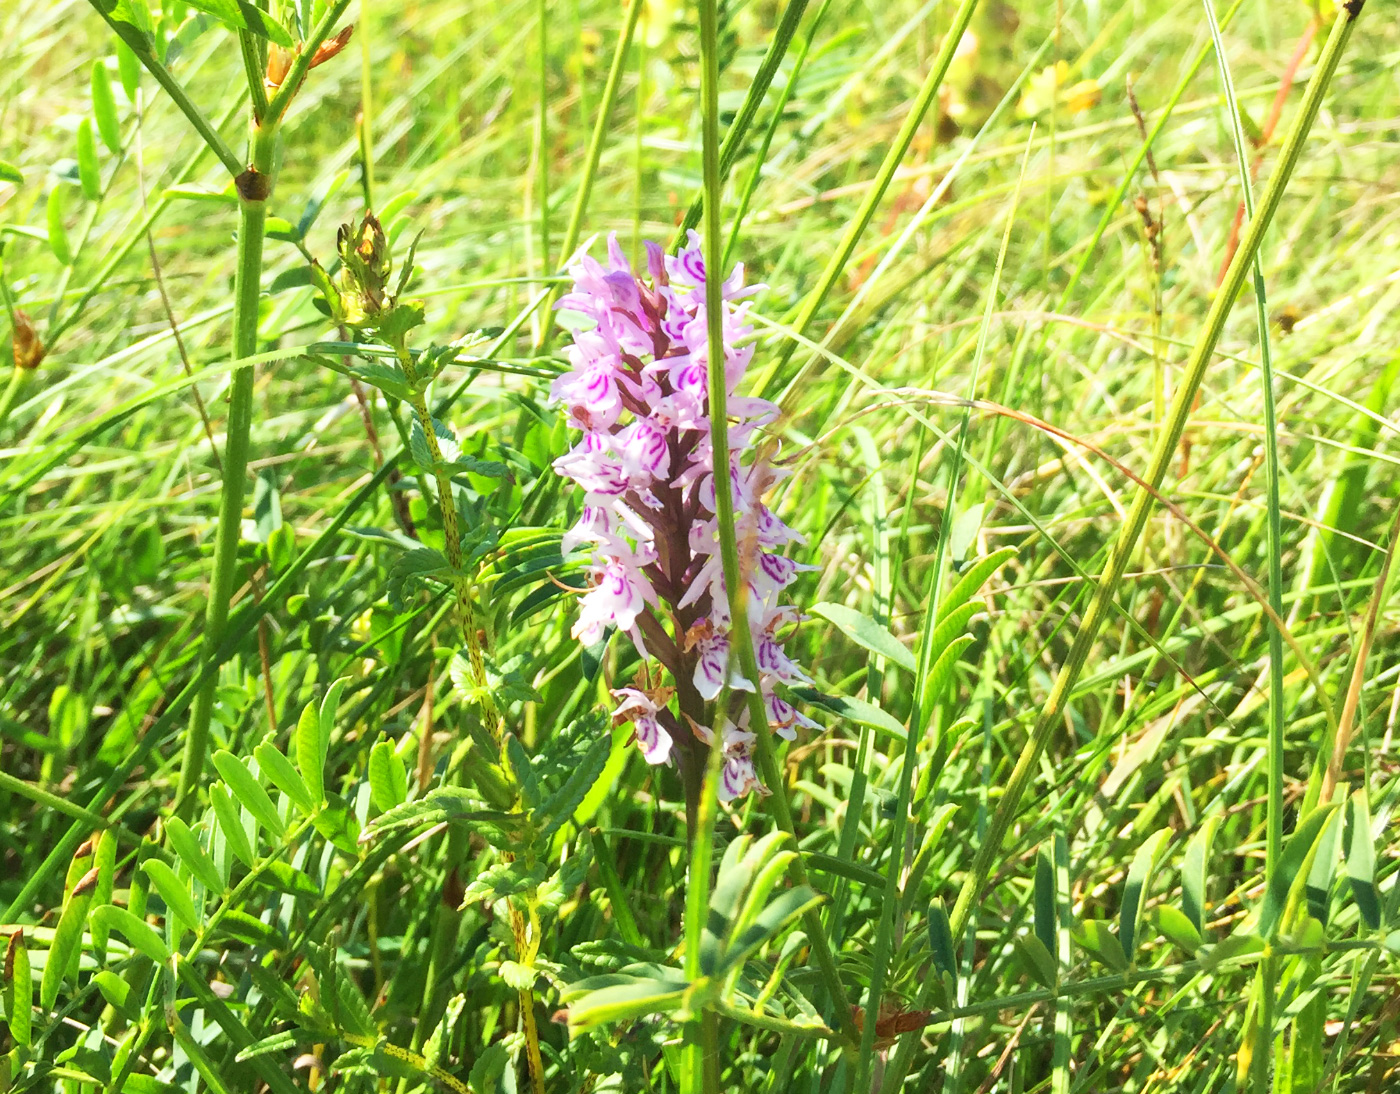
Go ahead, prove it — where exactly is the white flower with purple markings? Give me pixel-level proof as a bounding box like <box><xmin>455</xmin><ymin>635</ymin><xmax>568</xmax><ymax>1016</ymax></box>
<box><xmin>549</xmin><ymin>232</ymin><xmax>815</xmax><ymax>804</ymax></box>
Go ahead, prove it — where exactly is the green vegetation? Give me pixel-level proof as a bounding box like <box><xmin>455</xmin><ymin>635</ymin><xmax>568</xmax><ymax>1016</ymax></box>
<box><xmin>1</xmin><ymin>0</ymin><xmax>1396</xmax><ymax>1091</ymax></box>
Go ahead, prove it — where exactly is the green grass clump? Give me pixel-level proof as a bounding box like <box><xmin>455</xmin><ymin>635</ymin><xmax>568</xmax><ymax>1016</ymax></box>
<box><xmin>1</xmin><ymin>0</ymin><xmax>1397</xmax><ymax>1091</ymax></box>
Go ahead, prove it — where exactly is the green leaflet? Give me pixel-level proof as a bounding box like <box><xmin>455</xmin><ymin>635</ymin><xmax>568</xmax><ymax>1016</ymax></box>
<box><xmin>1120</xmin><ymin>828</ymin><xmax>1172</xmax><ymax>961</ymax></box>
<box><xmin>90</xmin><ymin>905</ymin><xmax>170</xmax><ymax>964</ymax></box>
<box><xmin>90</xmin><ymin>61</ymin><xmax>121</xmax><ymax>152</ymax></box>
<box><xmin>76</xmin><ymin>118</ymin><xmax>101</xmax><ymax>200</ymax></box>
<box><xmin>1181</xmin><ymin>812</ymin><xmax>1223</xmax><ymax>935</ymax></box>
<box><xmin>4</xmin><ymin>930</ymin><xmax>32</xmax><ymax>1046</ymax></box>
<box><xmin>140</xmin><ymin>859</ymin><xmax>199</xmax><ymax>936</ymax></box>
<box><xmin>164</xmin><ymin>817</ymin><xmax>223</xmax><ymax>894</ymax></box>
<box><xmin>809</xmin><ymin>602</ymin><xmax>916</xmax><ymax>672</ymax></box>
<box><xmin>254</xmin><ymin>738</ymin><xmax>315</xmax><ymax>816</ymax></box>
<box><xmin>213</xmin><ymin>750</ymin><xmax>286</xmax><ymax>839</ymax></box>
<box><xmin>179</xmin><ymin>0</ymin><xmax>293</xmax><ymax>45</ymax></box>
<box><xmin>368</xmin><ymin>738</ymin><xmax>409</xmax><ymax>812</ymax></box>
<box><xmin>1258</xmin><ymin>804</ymin><xmax>1338</xmax><ymax>940</ymax></box>
<box><xmin>1345</xmin><ymin>789</ymin><xmax>1380</xmax><ymax>930</ymax></box>
<box><xmin>1072</xmin><ymin>919</ymin><xmax>1127</xmax><ymax>973</ymax></box>
<box><xmin>210</xmin><ymin>782</ymin><xmax>256</xmax><ymax>867</ymax></box>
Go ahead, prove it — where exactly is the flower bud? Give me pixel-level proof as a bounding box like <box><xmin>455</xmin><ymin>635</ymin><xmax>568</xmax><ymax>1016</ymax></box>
<box><xmin>265</xmin><ymin>44</ymin><xmax>293</xmax><ymax>90</ymax></box>
<box><xmin>336</xmin><ymin>212</ymin><xmax>392</xmax><ymax>324</ymax></box>
<box><xmin>310</xmin><ymin>26</ymin><xmax>354</xmax><ymax>70</ymax></box>
<box><xmin>11</xmin><ymin>309</ymin><xmax>44</xmax><ymax>370</ymax></box>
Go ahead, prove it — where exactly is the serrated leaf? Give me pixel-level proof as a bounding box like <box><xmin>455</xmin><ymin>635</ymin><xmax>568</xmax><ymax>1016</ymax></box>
<box><xmin>536</xmin><ymin>732</ymin><xmax>610</xmax><ymax>842</ymax></box>
<box><xmin>164</xmin><ymin>817</ymin><xmax>223</xmax><ymax>894</ymax></box>
<box><xmin>1182</xmin><ymin>812</ymin><xmax>1222</xmax><ymax>934</ymax></box>
<box><xmin>331</xmin><ymin>961</ymin><xmax>375</xmax><ymax>1038</ymax></box>
<box><xmin>1121</xmin><ymin>828</ymin><xmax>1171</xmax><ymax>961</ymax></box>
<box><xmin>1073</xmin><ymin>919</ymin><xmax>1127</xmax><ymax>972</ymax></box>
<box><xmin>91</xmin><ymin>62</ymin><xmax>121</xmax><ymax>152</ymax></box>
<box><xmin>234</xmin><ymin>1030</ymin><xmax>298</xmax><ymax>1062</ymax></box>
<box><xmin>254</xmin><ymin>739</ymin><xmax>314</xmax><ymax>816</ymax></box>
<box><xmin>500</xmin><ymin>960</ymin><xmax>537</xmax><ymax>991</ymax></box>
<box><xmin>180</xmin><ymin>0</ymin><xmax>293</xmax><ymax>44</ymax></box>
<box><xmin>246</xmin><ymin>962</ymin><xmax>303</xmax><ymax>1021</ymax></box>
<box><xmin>368</xmin><ymin>739</ymin><xmax>408</xmax><ymax>812</ymax></box>
<box><xmin>462</xmin><ymin>860</ymin><xmax>546</xmax><ymax>907</ymax></box>
<box><xmin>505</xmin><ymin>733</ymin><xmax>539</xmax><ymax>809</ymax></box>
<box><xmin>210</xmin><ymin>782</ymin><xmax>255</xmax><ymax>866</ymax></box>
<box><xmin>387</xmin><ymin>547</ymin><xmax>451</xmax><ymax>610</ymax></box>
<box><xmin>89</xmin><ymin>905</ymin><xmax>169</xmax><ymax>964</ymax></box>
<box><xmin>423</xmin><ymin>992</ymin><xmax>466</xmax><ymax>1070</ymax></box>
<box><xmin>213</xmin><ymin>750</ymin><xmax>285</xmax><ymax>839</ymax></box>
<box><xmin>810</xmin><ymin>603</ymin><xmax>916</xmax><ymax>672</ymax></box>
<box><xmin>1155</xmin><ymin>905</ymin><xmax>1203</xmax><ymax>953</ymax></box>
<box><xmin>409</xmin><ymin>418</ymin><xmax>434</xmax><ymax>471</ymax></box>
<box><xmin>76</xmin><ymin>118</ymin><xmax>101</xmax><ymax>200</ymax></box>
<box><xmin>140</xmin><ymin>859</ymin><xmax>199</xmax><ymax>936</ymax></box>
<box><xmin>1015</xmin><ymin>933</ymin><xmax>1057</xmax><ymax>989</ymax></box>
<box><xmin>362</xmin><ymin>787</ymin><xmax>525</xmax><ymax>848</ymax></box>
<box><xmin>1345</xmin><ymin>789</ymin><xmax>1380</xmax><ymax>930</ymax></box>
<box><xmin>1259</xmin><ymin>805</ymin><xmax>1338</xmax><ymax>940</ymax></box>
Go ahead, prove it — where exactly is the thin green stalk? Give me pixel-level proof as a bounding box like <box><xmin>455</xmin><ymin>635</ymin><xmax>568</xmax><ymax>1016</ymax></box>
<box><xmin>46</xmin><ymin>96</ymin><xmax>247</xmax><ymax>351</ymax></box>
<box><xmin>359</xmin><ymin>0</ymin><xmax>376</xmax><ymax>210</ymax></box>
<box><xmin>882</xmin><ymin>4</ymin><xmax>1366</xmax><ymax>1086</ymax></box>
<box><xmin>0</xmin><ymin>296</ymin><xmax>548</xmax><ymax>923</ymax></box>
<box><xmin>754</xmin><ymin>0</ymin><xmax>982</xmax><ymax>397</ymax></box>
<box><xmin>944</xmin><ymin>0</ymin><xmax>1361</xmax><ymax>946</ymax></box>
<box><xmin>540</xmin><ymin>0</ymin><xmax>644</xmax><ymax>336</ymax></box>
<box><xmin>174</xmin><ymin>122</ymin><xmax>276</xmax><ymax>818</ymax></box>
<box><xmin>0</xmin><ymin>770</ymin><xmax>111</xmax><ymax>828</ymax></box>
<box><xmin>858</xmin><ymin>132</ymin><xmax>1029</xmax><ymax>1094</ymax></box>
<box><xmin>686</xmin><ymin>8</ymin><xmax>732</xmax><ymax>1090</ymax></box>
<box><xmin>536</xmin><ymin>0</ymin><xmax>551</xmax><ymax>281</ymax></box>
<box><xmin>696</xmin><ymin>0</ymin><xmax>859</xmax><ymax>1053</ymax></box>
<box><xmin>174</xmin><ymin>0</ymin><xmax>355</xmax><ymax>818</ymax></box>
<box><xmin>1204</xmin><ymin>4</ymin><xmax>1285</xmax><ymax>1086</ymax></box>
<box><xmin>84</xmin><ymin>1</ymin><xmax>243</xmax><ymax>177</ymax></box>
<box><xmin>0</xmin><ymin>366</ymin><xmax>25</xmax><ymax>435</ymax></box>
<box><xmin>722</xmin><ymin>0</ymin><xmax>832</xmax><ymax>271</ymax></box>
<box><xmin>682</xmin><ymin>724</ymin><xmax>725</xmax><ymax>1094</ymax></box>
<box><xmin>674</xmin><ymin>0</ymin><xmax>812</xmax><ymax>249</ymax></box>
<box><xmin>1054</xmin><ymin>0</ymin><xmax>1248</xmax><ymax>314</ymax></box>
<box><xmin>1205</xmin><ymin>0</ymin><xmax>1285</xmax><ymax>887</ymax></box>
<box><xmin>238</xmin><ymin>31</ymin><xmax>270</xmax><ymax>123</ymax></box>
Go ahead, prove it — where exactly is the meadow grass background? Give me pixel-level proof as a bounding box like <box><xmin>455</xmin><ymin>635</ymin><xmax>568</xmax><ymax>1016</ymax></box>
<box><xmin>1</xmin><ymin>0</ymin><xmax>1399</xmax><ymax>1090</ymax></box>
